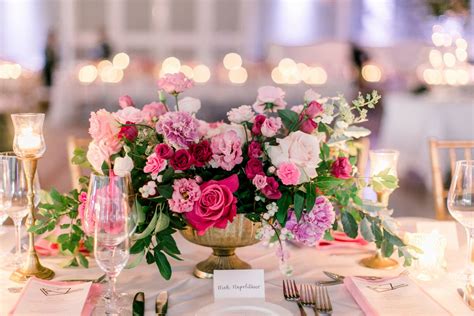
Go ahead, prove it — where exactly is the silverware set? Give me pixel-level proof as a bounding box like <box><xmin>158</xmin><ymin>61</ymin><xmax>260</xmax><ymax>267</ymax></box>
<box><xmin>283</xmin><ymin>279</ymin><xmax>333</xmax><ymax>316</ymax></box>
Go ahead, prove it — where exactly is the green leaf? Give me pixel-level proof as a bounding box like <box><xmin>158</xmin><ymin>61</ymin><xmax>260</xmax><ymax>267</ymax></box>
<box><xmin>316</xmin><ymin>176</ymin><xmax>345</xmax><ymax>190</ymax></box>
<box><xmin>154</xmin><ymin>251</ymin><xmax>172</xmax><ymax>280</ymax></box>
<box><xmin>157</xmin><ymin>185</ymin><xmax>173</xmax><ymax>199</ymax></box>
<box><xmin>305</xmin><ymin>183</ymin><xmax>316</xmax><ymax>211</ymax></box>
<box><xmin>130</xmin><ymin>238</ymin><xmax>147</xmax><ymax>255</ymax></box>
<box><xmin>161</xmin><ymin>167</ymin><xmax>175</xmax><ymax>183</ymax></box>
<box><xmin>57</xmin><ymin>233</ymin><xmax>69</xmax><ymax>244</ymax></box>
<box><xmin>146</xmin><ymin>251</ymin><xmax>154</xmax><ymax>264</ymax></box>
<box><xmin>381</xmin><ymin>240</ymin><xmax>394</xmax><ymax>257</ymax></box>
<box><xmin>133</xmin><ymin>210</ymin><xmax>158</xmax><ymax>240</ymax></box>
<box><xmin>294</xmin><ymin>191</ymin><xmax>305</xmax><ymax>221</ymax></box>
<box><xmin>384</xmin><ymin>229</ymin><xmax>404</xmax><ymax>247</ymax></box>
<box><xmin>50</xmin><ymin>188</ymin><xmax>63</xmax><ymax>203</ymax></box>
<box><xmin>323</xmin><ymin>230</ymin><xmax>334</xmax><ymax>241</ymax></box>
<box><xmin>77</xmin><ymin>252</ymin><xmax>89</xmax><ymax>268</ymax></box>
<box><xmin>321</xmin><ymin>143</ymin><xmax>330</xmax><ymax>160</ymax></box>
<box><xmin>84</xmin><ymin>237</ymin><xmax>94</xmax><ymax>252</ymax></box>
<box><xmin>276</xmin><ymin>192</ymin><xmax>291</xmax><ymax>225</ymax></box>
<box><xmin>126</xmin><ymin>251</ymin><xmax>144</xmax><ymax>269</ymax></box>
<box><xmin>154</xmin><ymin>211</ymin><xmax>170</xmax><ymax>234</ymax></box>
<box><xmin>135</xmin><ymin>200</ymin><xmax>146</xmax><ymax>225</ymax></box>
<box><xmin>341</xmin><ymin>211</ymin><xmax>358</xmax><ymax>238</ymax></box>
<box><xmin>71</xmin><ymin>148</ymin><xmax>87</xmax><ymax>165</ymax></box>
<box><xmin>371</xmin><ymin>221</ymin><xmax>383</xmax><ymax>248</ymax></box>
<box><xmin>360</xmin><ymin>217</ymin><xmax>374</xmax><ymax>242</ymax></box>
<box><xmin>277</xmin><ymin>109</ymin><xmax>300</xmax><ymax>132</ymax></box>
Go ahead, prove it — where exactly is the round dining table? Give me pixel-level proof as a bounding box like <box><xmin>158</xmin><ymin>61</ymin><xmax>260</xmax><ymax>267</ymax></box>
<box><xmin>0</xmin><ymin>217</ymin><xmax>471</xmax><ymax>315</ymax></box>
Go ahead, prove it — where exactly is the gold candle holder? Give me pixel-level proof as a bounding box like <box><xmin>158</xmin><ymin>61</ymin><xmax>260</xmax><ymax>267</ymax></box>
<box><xmin>9</xmin><ymin>113</ymin><xmax>54</xmax><ymax>282</ymax></box>
<box><xmin>360</xmin><ymin>149</ymin><xmax>400</xmax><ymax>270</ymax></box>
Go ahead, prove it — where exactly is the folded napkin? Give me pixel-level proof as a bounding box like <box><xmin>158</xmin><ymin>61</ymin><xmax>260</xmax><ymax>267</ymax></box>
<box><xmin>344</xmin><ymin>275</ymin><xmax>449</xmax><ymax>316</ymax></box>
<box><xmin>9</xmin><ymin>278</ymin><xmax>102</xmax><ymax>316</ymax></box>
<box><xmin>317</xmin><ymin>231</ymin><xmax>369</xmax><ymax>248</ymax></box>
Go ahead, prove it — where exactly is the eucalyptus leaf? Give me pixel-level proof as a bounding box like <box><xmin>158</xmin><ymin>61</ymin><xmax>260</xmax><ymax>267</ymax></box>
<box><xmin>341</xmin><ymin>211</ymin><xmax>358</xmax><ymax>238</ymax></box>
<box><xmin>360</xmin><ymin>217</ymin><xmax>374</xmax><ymax>242</ymax></box>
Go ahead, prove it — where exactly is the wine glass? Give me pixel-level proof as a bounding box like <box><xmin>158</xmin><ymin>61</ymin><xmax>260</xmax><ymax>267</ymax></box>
<box><xmin>0</xmin><ymin>152</ymin><xmax>41</xmax><ymax>268</ymax></box>
<box><xmin>447</xmin><ymin>160</ymin><xmax>474</xmax><ymax>304</ymax></box>
<box><xmin>92</xmin><ymin>174</ymin><xmax>133</xmax><ymax>315</ymax></box>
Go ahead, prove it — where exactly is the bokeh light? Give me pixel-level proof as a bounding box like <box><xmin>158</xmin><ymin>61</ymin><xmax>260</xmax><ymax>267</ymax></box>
<box><xmin>161</xmin><ymin>57</ymin><xmax>181</xmax><ymax>74</ymax></box>
<box><xmin>112</xmin><ymin>52</ymin><xmax>130</xmax><ymax>70</ymax></box>
<box><xmin>361</xmin><ymin>64</ymin><xmax>382</xmax><ymax>82</ymax></box>
<box><xmin>228</xmin><ymin>67</ymin><xmax>248</xmax><ymax>84</ymax></box>
<box><xmin>193</xmin><ymin>64</ymin><xmax>211</xmax><ymax>83</ymax></box>
<box><xmin>180</xmin><ymin>65</ymin><xmax>194</xmax><ymax>78</ymax></box>
<box><xmin>223</xmin><ymin>53</ymin><xmax>242</xmax><ymax>70</ymax></box>
<box><xmin>78</xmin><ymin>65</ymin><xmax>98</xmax><ymax>83</ymax></box>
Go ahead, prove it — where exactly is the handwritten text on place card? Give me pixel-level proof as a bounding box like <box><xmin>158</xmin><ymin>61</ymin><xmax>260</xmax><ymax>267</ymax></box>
<box><xmin>213</xmin><ymin>269</ymin><xmax>265</xmax><ymax>300</ymax></box>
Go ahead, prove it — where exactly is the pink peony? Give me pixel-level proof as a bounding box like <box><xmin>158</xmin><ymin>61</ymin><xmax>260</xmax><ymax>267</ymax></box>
<box><xmin>168</xmin><ymin>178</ymin><xmax>201</xmax><ymax>213</ymax></box>
<box><xmin>157</xmin><ymin>72</ymin><xmax>194</xmax><ymax>95</ymax></box>
<box><xmin>331</xmin><ymin>157</ymin><xmax>352</xmax><ymax>179</ymax></box>
<box><xmin>253</xmin><ymin>86</ymin><xmax>287</xmax><ymax>113</ymax></box>
<box><xmin>252</xmin><ymin>174</ymin><xmax>267</xmax><ymax>190</ymax></box>
<box><xmin>261</xmin><ymin>177</ymin><xmax>282</xmax><ymax>200</ymax></box>
<box><xmin>285</xmin><ymin>196</ymin><xmax>335</xmax><ymax>246</ymax></box>
<box><xmin>88</xmin><ymin>109</ymin><xmax>120</xmax><ymax>142</ymax></box>
<box><xmin>156</xmin><ymin>111</ymin><xmax>200</xmax><ymax>149</ymax></box>
<box><xmin>210</xmin><ymin>130</ymin><xmax>243</xmax><ymax>171</ymax></box>
<box><xmin>245</xmin><ymin>158</ymin><xmax>264</xmax><ymax>180</ymax></box>
<box><xmin>119</xmin><ymin>95</ymin><xmax>134</xmax><ymax>109</ymax></box>
<box><xmin>114</xmin><ymin>106</ymin><xmax>144</xmax><ymax>124</ymax></box>
<box><xmin>185</xmin><ymin>174</ymin><xmax>239</xmax><ymax>235</ymax></box>
<box><xmin>144</xmin><ymin>153</ymin><xmax>167</xmax><ymax>177</ymax></box>
<box><xmin>227</xmin><ymin>105</ymin><xmax>255</xmax><ymax>124</ymax></box>
<box><xmin>155</xmin><ymin>143</ymin><xmax>174</xmax><ymax>159</ymax></box>
<box><xmin>142</xmin><ymin>102</ymin><xmax>167</xmax><ymax>123</ymax></box>
<box><xmin>248</xmin><ymin>141</ymin><xmax>263</xmax><ymax>158</ymax></box>
<box><xmin>261</xmin><ymin>117</ymin><xmax>282</xmax><ymax>137</ymax></box>
<box><xmin>276</xmin><ymin>162</ymin><xmax>301</xmax><ymax>185</ymax></box>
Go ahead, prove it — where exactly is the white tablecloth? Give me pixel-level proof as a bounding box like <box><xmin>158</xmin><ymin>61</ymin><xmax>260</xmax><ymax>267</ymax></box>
<box><xmin>378</xmin><ymin>91</ymin><xmax>474</xmax><ymax>189</ymax></box>
<box><xmin>0</xmin><ymin>218</ymin><xmax>471</xmax><ymax>315</ymax></box>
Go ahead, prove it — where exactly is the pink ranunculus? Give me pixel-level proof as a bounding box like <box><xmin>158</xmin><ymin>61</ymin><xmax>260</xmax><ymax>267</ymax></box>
<box><xmin>251</xmin><ymin>114</ymin><xmax>266</xmax><ymax>135</ymax></box>
<box><xmin>156</xmin><ymin>111</ymin><xmax>200</xmax><ymax>149</ymax></box>
<box><xmin>114</xmin><ymin>106</ymin><xmax>144</xmax><ymax>124</ymax></box>
<box><xmin>331</xmin><ymin>157</ymin><xmax>352</xmax><ymax>179</ymax></box>
<box><xmin>144</xmin><ymin>153</ymin><xmax>167</xmax><ymax>177</ymax></box>
<box><xmin>170</xmin><ymin>149</ymin><xmax>193</xmax><ymax>171</ymax></box>
<box><xmin>157</xmin><ymin>72</ymin><xmax>194</xmax><ymax>95</ymax></box>
<box><xmin>118</xmin><ymin>121</ymin><xmax>138</xmax><ymax>141</ymax></box>
<box><xmin>252</xmin><ymin>174</ymin><xmax>267</xmax><ymax>190</ymax></box>
<box><xmin>245</xmin><ymin>158</ymin><xmax>264</xmax><ymax>180</ymax></box>
<box><xmin>300</xmin><ymin>118</ymin><xmax>318</xmax><ymax>134</ymax></box>
<box><xmin>276</xmin><ymin>162</ymin><xmax>301</xmax><ymax>185</ymax></box>
<box><xmin>155</xmin><ymin>143</ymin><xmax>174</xmax><ymax>159</ymax></box>
<box><xmin>142</xmin><ymin>102</ymin><xmax>167</xmax><ymax>123</ymax></box>
<box><xmin>210</xmin><ymin>130</ymin><xmax>243</xmax><ymax>171</ymax></box>
<box><xmin>185</xmin><ymin>174</ymin><xmax>239</xmax><ymax>235</ymax></box>
<box><xmin>247</xmin><ymin>141</ymin><xmax>263</xmax><ymax>159</ymax></box>
<box><xmin>261</xmin><ymin>177</ymin><xmax>282</xmax><ymax>200</ymax></box>
<box><xmin>119</xmin><ymin>95</ymin><xmax>134</xmax><ymax>109</ymax></box>
<box><xmin>252</xmin><ymin>86</ymin><xmax>287</xmax><ymax>113</ymax></box>
<box><xmin>261</xmin><ymin>117</ymin><xmax>282</xmax><ymax>138</ymax></box>
<box><xmin>168</xmin><ymin>178</ymin><xmax>201</xmax><ymax>213</ymax></box>
<box><xmin>88</xmin><ymin>109</ymin><xmax>121</xmax><ymax>142</ymax></box>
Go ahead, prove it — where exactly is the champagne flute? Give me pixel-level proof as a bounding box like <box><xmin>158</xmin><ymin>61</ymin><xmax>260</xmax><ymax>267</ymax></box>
<box><xmin>0</xmin><ymin>152</ymin><xmax>41</xmax><ymax>267</ymax></box>
<box><xmin>93</xmin><ymin>174</ymin><xmax>133</xmax><ymax>315</ymax></box>
<box><xmin>447</xmin><ymin>160</ymin><xmax>474</xmax><ymax>304</ymax></box>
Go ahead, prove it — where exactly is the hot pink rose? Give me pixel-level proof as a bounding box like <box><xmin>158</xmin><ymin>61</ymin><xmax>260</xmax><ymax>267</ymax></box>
<box><xmin>252</xmin><ymin>174</ymin><xmax>267</xmax><ymax>190</ymax></box>
<box><xmin>253</xmin><ymin>86</ymin><xmax>287</xmax><ymax>113</ymax></box>
<box><xmin>247</xmin><ymin>141</ymin><xmax>262</xmax><ymax>158</ymax></box>
<box><xmin>118</xmin><ymin>121</ymin><xmax>138</xmax><ymax>141</ymax></box>
<box><xmin>276</xmin><ymin>162</ymin><xmax>301</xmax><ymax>185</ymax></box>
<box><xmin>157</xmin><ymin>72</ymin><xmax>194</xmax><ymax>95</ymax></box>
<box><xmin>119</xmin><ymin>95</ymin><xmax>134</xmax><ymax>109</ymax></box>
<box><xmin>185</xmin><ymin>174</ymin><xmax>239</xmax><ymax>235</ymax></box>
<box><xmin>331</xmin><ymin>157</ymin><xmax>352</xmax><ymax>179</ymax></box>
<box><xmin>142</xmin><ymin>102</ymin><xmax>167</xmax><ymax>123</ymax></box>
<box><xmin>170</xmin><ymin>149</ymin><xmax>193</xmax><ymax>171</ymax></box>
<box><xmin>155</xmin><ymin>143</ymin><xmax>174</xmax><ymax>159</ymax></box>
<box><xmin>251</xmin><ymin>115</ymin><xmax>266</xmax><ymax>135</ymax></box>
<box><xmin>144</xmin><ymin>153</ymin><xmax>167</xmax><ymax>177</ymax></box>
<box><xmin>169</xmin><ymin>178</ymin><xmax>201</xmax><ymax>213</ymax></box>
<box><xmin>245</xmin><ymin>158</ymin><xmax>264</xmax><ymax>180</ymax></box>
<box><xmin>261</xmin><ymin>117</ymin><xmax>282</xmax><ymax>137</ymax></box>
<box><xmin>261</xmin><ymin>177</ymin><xmax>282</xmax><ymax>200</ymax></box>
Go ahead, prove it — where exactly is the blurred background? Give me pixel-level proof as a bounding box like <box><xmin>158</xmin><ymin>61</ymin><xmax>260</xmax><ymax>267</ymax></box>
<box><xmin>0</xmin><ymin>0</ymin><xmax>473</xmax><ymax>218</ymax></box>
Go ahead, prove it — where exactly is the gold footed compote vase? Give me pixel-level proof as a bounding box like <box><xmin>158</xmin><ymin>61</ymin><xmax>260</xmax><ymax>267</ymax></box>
<box><xmin>180</xmin><ymin>214</ymin><xmax>261</xmax><ymax>279</ymax></box>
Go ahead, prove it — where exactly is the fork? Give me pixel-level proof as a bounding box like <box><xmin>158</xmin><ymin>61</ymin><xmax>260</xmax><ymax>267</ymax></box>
<box><xmin>315</xmin><ymin>284</ymin><xmax>333</xmax><ymax>316</ymax></box>
<box><xmin>283</xmin><ymin>279</ymin><xmax>307</xmax><ymax>316</ymax></box>
<box><xmin>299</xmin><ymin>284</ymin><xmax>317</xmax><ymax>314</ymax></box>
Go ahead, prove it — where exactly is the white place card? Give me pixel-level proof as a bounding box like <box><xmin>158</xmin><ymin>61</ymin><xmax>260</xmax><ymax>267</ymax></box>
<box><xmin>213</xmin><ymin>269</ymin><xmax>265</xmax><ymax>300</ymax></box>
<box><xmin>416</xmin><ymin>221</ymin><xmax>459</xmax><ymax>250</ymax></box>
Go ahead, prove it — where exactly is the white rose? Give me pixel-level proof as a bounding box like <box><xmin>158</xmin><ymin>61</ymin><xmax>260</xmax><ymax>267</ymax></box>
<box><xmin>179</xmin><ymin>97</ymin><xmax>201</xmax><ymax>114</ymax></box>
<box><xmin>267</xmin><ymin>131</ymin><xmax>321</xmax><ymax>183</ymax></box>
<box><xmin>304</xmin><ymin>89</ymin><xmax>321</xmax><ymax>102</ymax></box>
<box><xmin>227</xmin><ymin>105</ymin><xmax>255</xmax><ymax>123</ymax></box>
<box><xmin>113</xmin><ymin>155</ymin><xmax>134</xmax><ymax>177</ymax></box>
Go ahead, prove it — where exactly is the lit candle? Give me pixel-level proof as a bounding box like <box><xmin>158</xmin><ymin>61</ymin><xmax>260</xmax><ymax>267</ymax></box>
<box><xmin>369</xmin><ymin>149</ymin><xmax>399</xmax><ymax>177</ymax></box>
<box><xmin>11</xmin><ymin>113</ymin><xmax>46</xmax><ymax>159</ymax></box>
<box><xmin>17</xmin><ymin>127</ymin><xmax>41</xmax><ymax>151</ymax></box>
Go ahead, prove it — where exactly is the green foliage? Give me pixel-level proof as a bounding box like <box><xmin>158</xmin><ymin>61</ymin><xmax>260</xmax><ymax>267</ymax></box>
<box><xmin>277</xmin><ymin>109</ymin><xmax>300</xmax><ymax>132</ymax></box>
<box><xmin>341</xmin><ymin>211</ymin><xmax>358</xmax><ymax>238</ymax></box>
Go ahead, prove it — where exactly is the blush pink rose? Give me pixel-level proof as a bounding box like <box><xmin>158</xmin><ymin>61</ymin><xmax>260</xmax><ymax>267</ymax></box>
<box><xmin>261</xmin><ymin>177</ymin><xmax>282</xmax><ymax>200</ymax></box>
<box><xmin>119</xmin><ymin>95</ymin><xmax>134</xmax><ymax>109</ymax></box>
<box><xmin>157</xmin><ymin>72</ymin><xmax>194</xmax><ymax>95</ymax></box>
<box><xmin>331</xmin><ymin>157</ymin><xmax>352</xmax><ymax>179</ymax></box>
<box><xmin>169</xmin><ymin>178</ymin><xmax>201</xmax><ymax>213</ymax></box>
<box><xmin>276</xmin><ymin>162</ymin><xmax>301</xmax><ymax>185</ymax></box>
<box><xmin>253</xmin><ymin>86</ymin><xmax>287</xmax><ymax>113</ymax></box>
<box><xmin>144</xmin><ymin>153</ymin><xmax>167</xmax><ymax>177</ymax></box>
<box><xmin>142</xmin><ymin>102</ymin><xmax>167</xmax><ymax>123</ymax></box>
<box><xmin>261</xmin><ymin>117</ymin><xmax>282</xmax><ymax>137</ymax></box>
<box><xmin>185</xmin><ymin>174</ymin><xmax>239</xmax><ymax>235</ymax></box>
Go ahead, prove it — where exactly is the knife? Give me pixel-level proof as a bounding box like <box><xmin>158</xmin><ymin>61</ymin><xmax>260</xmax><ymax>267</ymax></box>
<box><xmin>132</xmin><ymin>292</ymin><xmax>145</xmax><ymax>316</ymax></box>
<box><xmin>324</xmin><ymin>271</ymin><xmax>383</xmax><ymax>281</ymax></box>
<box><xmin>156</xmin><ymin>291</ymin><xmax>168</xmax><ymax>316</ymax></box>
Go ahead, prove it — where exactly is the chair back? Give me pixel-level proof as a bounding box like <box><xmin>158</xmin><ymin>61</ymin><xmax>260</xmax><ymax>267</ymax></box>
<box><xmin>429</xmin><ymin>138</ymin><xmax>474</xmax><ymax>220</ymax></box>
<box><xmin>67</xmin><ymin>136</ymin><xmax>90</xmax><ymax>190</ymax></box>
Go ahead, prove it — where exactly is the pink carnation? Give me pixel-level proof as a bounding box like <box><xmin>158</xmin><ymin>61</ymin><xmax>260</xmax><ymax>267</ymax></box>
<box><xmin>143</xmin><ymin>153</ymin><xmax>167</xmax><ymax>177</ymax></box>
<box><xmin>210</xmin><ymin>130</ymin><xmax>243</xmax><ymax>171</ymax></box>
<box><xmin>157</xmin><ymin>72</ymin><xmax>194</xmax><ymax>95</ymax></box>
<box><xmin>156</xmin><ymin>111</ymin><xmax>200</xmax><ymax>149</ymax></box>
<box><xmin>168</xmin><ymin>178</ymin><xmax>201</xmax><ymax>213</ymax></box>
<box><xmin>119</xmin><ymin>95</ymin><xmax>134</xmax><ymax>109</ymax></box>
<box><xmin>142</xmin><ymin>102</ymin><xmax>167</xmax><ymax>123</ymax></box>
<box><xmin>253</xmin><ymin>86</ymin><xmax>287</xmax><ymax>113</ymax></box>
<box><xmin>276</xmin><ymin>162</ymin><xmax>301</xmax><ymax>185</ymax></box>
<box><xmin>261</xmin><ymin>117</ymin><xmax>282</xmax><ymax>137</ymax></box>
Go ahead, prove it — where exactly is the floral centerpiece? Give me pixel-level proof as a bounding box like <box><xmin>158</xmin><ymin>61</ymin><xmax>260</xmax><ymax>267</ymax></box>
<box><xmin>32</xmin><ymin>72</ymin><xmax>412</xmax><ymax>279</ymax></box>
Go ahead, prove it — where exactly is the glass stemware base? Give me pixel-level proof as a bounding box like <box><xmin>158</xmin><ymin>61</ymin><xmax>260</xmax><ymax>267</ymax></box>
<box><xmin>92</xmin><ymin>292</ymin><xmax>133</xmax><ymax>315</ymax></box>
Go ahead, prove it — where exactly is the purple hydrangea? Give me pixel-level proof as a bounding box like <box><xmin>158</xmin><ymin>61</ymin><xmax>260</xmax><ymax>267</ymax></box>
<box><xmin>156</xmin><ymin>111</ymin><xmax>200</xmax><ymax>149</ymax></box>
<box><xmin>285</xmin><ymin>196</ymin><xmax>335</xmax><ymax>246</ymax></box>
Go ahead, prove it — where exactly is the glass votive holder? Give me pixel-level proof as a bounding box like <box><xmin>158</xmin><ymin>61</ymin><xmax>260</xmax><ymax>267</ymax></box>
<box><xmin>404</xmin><ymin>230</ymin><xmax>447</xmax><ymax>281</ymax></box>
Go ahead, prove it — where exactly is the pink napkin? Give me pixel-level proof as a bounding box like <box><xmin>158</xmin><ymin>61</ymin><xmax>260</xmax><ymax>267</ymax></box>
<box><xmin>34</xmin><ymin>239</ymin><xmax>60</xmax><ymax>256</ymax></box>
<box><xmin>317</xmin><ymin>231</ymin><xmax>369</xmax><ymax>248</ymax></box>
<box><xmin>8</xmin><ymin>278</ymin><xmax>102</xmax><ymax>316</ymax></box>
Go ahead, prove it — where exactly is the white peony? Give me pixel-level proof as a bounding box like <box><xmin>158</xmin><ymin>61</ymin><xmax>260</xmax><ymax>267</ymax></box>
<box><xmin>267</xmin><ymin>131</ymin><xmax>321</xmax><ymax>183</ymax></box>
<box><xmin>179</xmin><ymin>97</ymin><xmax>201</xmax><ymax>114</ymax></box>
<box><xmin>227</xmin><ymin>105</ymin><xmax>255</xmax><ymax>123</ymax></box>
<box><xmin>113</xmin><ymin>155</ymin><xmax>134</xmax><ymax>176</ymax></box>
